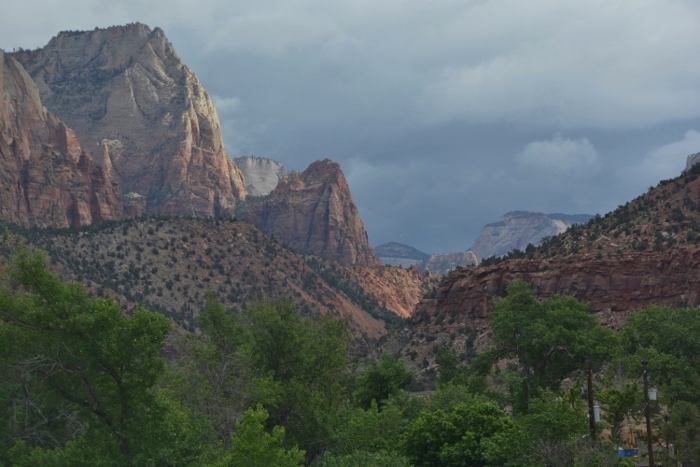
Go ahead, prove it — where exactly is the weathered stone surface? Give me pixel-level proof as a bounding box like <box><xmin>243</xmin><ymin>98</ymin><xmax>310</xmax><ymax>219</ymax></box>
<box><xmin>346</xmin><ymin>266</ymin><xmax>439</xmax><ymax>318</ymax></box>
<box><xmin>418</xmin><ymin>251</ymin><xmax>480</xmax><ymax>275</ymax></box>
<box><xmin>246</xmin><ymin>159</ymin><xmax>379</xmax><ymax>266</ymax></box>
<box><xmin>685</xmin><ymin>152</ymin><xmax>700</xmax><ymax>172</ymax></box>
<box><xmin>0</xmin><ymin>50</ymin><xmax>122</xmax><ymax>227</ymax></box>
<box><xmin>12</xmin><ymin>23</ymin><xmax>247</xmax><ymax>218</ymax></box>
<box><xmin>234</xmin><ymin>156</ymin><xmax>286</xmax><ymax>196</ymax></box>
<box><xmin>470</xmin><ymin>211</ymin><xmax>593</xmax><ymax>258</ymax></box>
<box><xmin>375</xmin><ymin>242</ymin><xmax>430</xmax><ymax>268</ymax></box>
<box><xmin>415</xmin><ymin>249</ymin><xmax>700</xmax><ymax>325</ymax></box>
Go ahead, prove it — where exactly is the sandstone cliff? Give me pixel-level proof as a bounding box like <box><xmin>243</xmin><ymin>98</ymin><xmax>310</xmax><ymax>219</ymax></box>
<box><xmin>470</xmin><ymin>211</ymin><xmax>593</xmax><ymax>258</ymax></box>
<box><xmin>345</xmin><ymin>266</ymin><xmax>439</xmax><ymax>318</ymax></box>
<box><xmin>685</xmin><ymin>152</ymin><xmax>700</xmax><ymax>171</ymax></box>
<box><xmin>234</xmin><ymin>156</ymin><xmax>286</xmax><ymax>196</ymax></box>
<box><xmin>0</xmin><ymin>50</ymin><xmax>122</xmax><ymax>227</ymax></box>
<box><xmin>418</xmin><ymin>251</ymin><xmax>480</xmax><ymax>275</ymax></box>
<box><xmin>246</xmin><ymin>159</ymin><xmax>379</xmax><ymax>266</ymax></box>
<box><xmin>12</xmin><ymin>23</ymin><xmax>247</xmax><ymax>218</ymax></box>
<box><xmin>375</xmin><ymin>242</ymin><xmax>430</xmax><ymax>268</ymax></box>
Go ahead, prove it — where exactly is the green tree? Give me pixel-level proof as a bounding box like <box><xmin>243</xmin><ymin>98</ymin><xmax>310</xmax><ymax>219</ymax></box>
<box><xmin>490</xmin><ymin>281</ymin><xmax>617</xmax><ymax>410</ymax></box>
<box><xmin>353</xmin><ymin>353</ymin><xmax>413</xmax><ymax>410</ymax></box>
<box><xmin>218</xmin><ymin>404</ymin><xmax>305</xmax><ymax>467</ymax></box>
<box><xmin>401</xmin><ymin>398</ymin><xmax>512</xmax><ymax>467</ymax></box>
<box><xmin>0</xmin><ymin>238</ymin><xmax>206</xmax><ymax>465</ymax></box>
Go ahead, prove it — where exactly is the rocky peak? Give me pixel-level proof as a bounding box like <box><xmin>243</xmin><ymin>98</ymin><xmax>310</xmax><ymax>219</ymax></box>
<box><xmin>418</xmin><ymin>251</ymin><xmax>480</xmax><ymax>275</ymax></box>
<box><xmin>470</xmin><ymin>211</ymin><xmax>593</xmax><ymax>259</ymax></box>
<box><xmin>11</xmin><ymin>23</ymin><xmax>247</xmax><ymax>218</ymax></box>
<box><xmin>234</xmin><ymin>156</ymin><xmax>286</xmax><ymax>196</ymax></box>
<box><xmin>685</xmin><ymin>152</ymin><xmax>700</xmax><ymax>172</ymax></box>
<box><xmin>245</xmin><ymin>159</ymin><xmax>379</xmax><ymax>266</ymax></box>
<box><xmin>375</xmin><ymin>242</ymin><xmax>430</xmax><ymax>268</ymax></box>
<box><xmin>0</xmin><ymin>51</ymin><xmax>122</xmax><ymax>227</ymax></box>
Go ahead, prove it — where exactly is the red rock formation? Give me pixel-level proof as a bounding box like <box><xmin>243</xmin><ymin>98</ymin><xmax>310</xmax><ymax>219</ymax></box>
<box><xmin>12</xmin><ymin>23</ymin><xmax>247</xmax><ymax>218</ymax></box>
<box><xmin>0</xmin><ymin>51</ymin><xmax>122</xmax><ymax>227</ymax></box>
<box><xmin>346</xmin><ymin>266</ymin><xmax>438</xmax><ymax>318</ymax></box>
<box><xmin>415</xmin><ymin>248</ymin><xmax>700</xmax><ymax>328</ymax></box>
<box><xmin>246</xmin><ymin>159</ymin><xmax>379</xmax><ymax>266</ymax></box>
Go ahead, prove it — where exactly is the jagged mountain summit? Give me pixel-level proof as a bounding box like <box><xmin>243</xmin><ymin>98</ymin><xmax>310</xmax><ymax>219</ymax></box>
<box><xmin>245</xmin><ymin>159</ymin><xmax>379</xmax><ymax>266</ymax></box>
<box><xmin>234</xmin><ymin>156</ymin><xmax>286</xmax><ymax>196</ymax></box>
<box><xmin>375</xmin><ymin>242</ymin><xmax>430</xmax><ymax>268</ymax></box>
<box><xmin>0</xmin><ymin>50</ymin><xmax>122</xmax><ymax>227</ymax></box>
<box><xmin>470</xmin><ymin>211</ymin><xmax>593</xmax><ymax>259</ymax></box>
<box><xmin>11</xmin><ymin>23</ymin><xmax>247</xmax><ymax>218</ymax></box>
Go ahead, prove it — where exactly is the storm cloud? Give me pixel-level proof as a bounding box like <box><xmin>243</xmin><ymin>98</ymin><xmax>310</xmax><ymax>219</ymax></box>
<box><xmin>3</xmin><ymin>0</ymin><xmax>700</xmax><ymax>253</ymax></box>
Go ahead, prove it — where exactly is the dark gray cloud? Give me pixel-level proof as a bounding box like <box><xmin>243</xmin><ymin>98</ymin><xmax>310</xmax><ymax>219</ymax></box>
<box><xmin>3</xmin><ymin>0</ymin><xmax>700</xmax><ymax>253</ymax></box>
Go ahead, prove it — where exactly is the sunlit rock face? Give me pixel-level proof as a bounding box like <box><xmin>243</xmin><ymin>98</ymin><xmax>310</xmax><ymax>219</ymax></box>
<box><xmin>685</xmin><ymin>152</ymin><xmax>700</xmax><ymax>172</ymax></box>
<box><xmin>234</xmin><ymin>156</ymin><xmax>286</xmax><ymax>196</ymax></box>
<box><xmin>246</xmin><ymin>159</ymin><xmax>379</xmax><ymax>266</ymax></box>
<box><xmin>12</xmin><ymin>23</ymin><xmax>247</xmax><ymax>218</ymax></box>
<box><xmin>0</xmin><ymin>50</ymin><xmax>122</xmax><ymax>227</ymax></box>
<box><xmin>470</xmin><ymin>211</ymin><xmax>593</xmax><ymax>258</ymax></box>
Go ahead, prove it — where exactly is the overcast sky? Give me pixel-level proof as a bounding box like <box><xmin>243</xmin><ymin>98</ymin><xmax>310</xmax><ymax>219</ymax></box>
<box><xmin>3</xmin><ymin>0</ymin><xmax>700</xmax><ymax>254</ymax></box>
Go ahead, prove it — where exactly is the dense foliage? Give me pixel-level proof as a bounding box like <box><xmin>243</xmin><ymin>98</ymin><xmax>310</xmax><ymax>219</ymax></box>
<box><xmin>1</xmin><ymin>240</ymin><xmax>698</xmax><ymax>465</ymax></box>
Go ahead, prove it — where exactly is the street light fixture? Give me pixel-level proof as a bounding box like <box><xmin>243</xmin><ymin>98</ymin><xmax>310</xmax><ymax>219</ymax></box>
<box><xmin>642</xmin><ymin>359</ymin><xmax>654</xmax><ymax>467</ymax></box>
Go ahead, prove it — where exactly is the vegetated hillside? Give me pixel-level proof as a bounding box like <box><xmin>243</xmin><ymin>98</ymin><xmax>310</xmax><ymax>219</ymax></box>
<box><xmin>385</xmin><ymin>161</ymin><xmax>700</xmax><ymax>370</ymax></box>
<box><xmin>15</xmin><ymin>217</ymin><xmax>398</xmax><ymax>344</ymax></box>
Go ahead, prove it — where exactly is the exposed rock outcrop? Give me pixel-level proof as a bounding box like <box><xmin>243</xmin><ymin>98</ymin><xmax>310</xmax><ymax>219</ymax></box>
<box><xmin>11</xmin><ymin>23</ymin><xmax>247</xmax><ymax>218</ymax></box>
<box><xmin>346</xmin><ymin>266</ymin><xmax>439</xmax><ymax>318</ymax></box>
<box><xmin>375</xmin><ymin>242</ymin><xmax>430</xmax><ymax>268</ymax></box>
<box><xmin>246</xmin><ymin>159</ymin><xmax>379</xmax><ymax>266</ymax></box>
<box><xmin>470</xmin><ymin>211</ymin><xmax>593</xmax><ymax>258</ymax></box>
<box><xmin>0</xmin><ymin>50</ymin><xmax>122</xmax><ymax>227</ymax></box>
<box><xmin>234</xmin><ymin>156</ymin><xmax>286</xmax><ymax>196</ymax></box>
<box><xmin>685</xmin><ymin>152</ymin><xmax>700</xmax><ymax>172</ymax></box>
<box><xmin>418</xmin><ymin>251</ymin><xmax>480</xmax><ymax>275</ymax></box>
<box><xmin>416</xmin><ymin>249</ymin><xmax>700</xmax><ymax>325</ymax></box>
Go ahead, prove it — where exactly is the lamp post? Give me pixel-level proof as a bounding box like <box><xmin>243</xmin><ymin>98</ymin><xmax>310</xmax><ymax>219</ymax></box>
<box><xmin>587</xmin><ymin>368</ymin><xmax>597</xmax><ymax>447</ymax></box>
<box><xmin>642</xmin><ymin>359</ymin><xmax>654</xmax><ymax>467</ymax></box>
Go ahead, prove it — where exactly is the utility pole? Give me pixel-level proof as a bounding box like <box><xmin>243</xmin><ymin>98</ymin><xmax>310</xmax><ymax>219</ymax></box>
<box><xmin>642</xmin><ymin>359</ymin><xmax>654</xmax><ymax>467</ymax></box>
<box><xmin>587</xmin><ymin>367</ymin><xmax>596</xmax><ymax>447</ymax></box>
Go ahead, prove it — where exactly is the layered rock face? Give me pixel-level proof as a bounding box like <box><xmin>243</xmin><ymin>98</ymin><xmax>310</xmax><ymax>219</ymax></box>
<box><xmin>0</xmin><ymin>50</ymin><xmax>122</xmax><ymax>227</ymax></box>
<box><xmin>685</xmin><ymin>152</ymin><xmax>700</xmax><ymax>171</ymax></box>
<box><xmin>246</xmin><ymin>159</ymin><xmax>379</xmax><ymax>266</ymax></box>
<box><xmin>470</xmin><ymin>211</ymin><xmax>592</xmax><ymax>258</ymax></box>
<box><xmin>416</xmin><ymin>249</ymin><xmax>700</xmax><ymax>326</ymax></box>
<box><xmin>346</xmin><ymin>266</ymin><xmax>438</xmax><ymax>318</ymax></box>
<box><xmin>418</xmin><ymin>251</ymin><xmax>480</xmax><ymax>275</ymax></box>
<box><xmin>12</xmin><ymin>23</ymin><xmax>247</xmax><ymax>218</ymax></box>
<box><xmin>234</xmin><ymin>156</ymin><xmax>286</xmax><ymax>196</ymax></box>
<box><xmin>375</xmin><ymin>242</ymin><xmax>430</xmax><ymax>268</ymax></box>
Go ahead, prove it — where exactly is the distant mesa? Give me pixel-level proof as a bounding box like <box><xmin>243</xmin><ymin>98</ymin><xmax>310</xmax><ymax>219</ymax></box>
<box><xmin>418</xmin><ymin>251</ymin><xmax>480</xmax><ymax>275</ymax></box>
<box><xmin>246</xmin><ymin>159</ymin><xmax>379</xmax><ymax>266</ymax></box>
<box><xmin>375</xmin><ymin>242</ymin><xmax>430</xmax><ymax>268</ymax></box>
<box><xmin>234</xmin><ymin>156</ymin><xmax>286</xmax><ymax>196</ymax></box>
<box><xmin>469</xmin><ymin>211</ymin><xmax>594</xmax><ymax>259</ymax></box>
